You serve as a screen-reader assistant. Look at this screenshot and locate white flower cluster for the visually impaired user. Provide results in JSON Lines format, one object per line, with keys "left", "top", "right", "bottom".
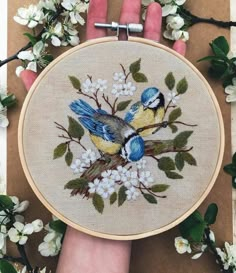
{"left": 88, "top": 159, "right": 154, "bottom": 201}
{"left": 216, "top": 242, "right": 236, "bottom": 272}
{"left": 38, "top": 223, "right": 63, "bottom": 257}
{"left": 70, "top": 149, "right": 99, "bottom": 174}
{"left": 225, "top": 77, "right": 236, "bottom": 103}
{"left": 0, "top": 93, "right": 9, "bottom": 128}
{"left": 167, "top": 91, "right": 180, "bottom": 105}
{"left": 82, "top": 78, "right": 108, "bottom": 94}
{"left": 112, "top": 72, "right": 137, "bottom": 97}
{"left": 174, "top": 236, "right": 192, "bottom": 254}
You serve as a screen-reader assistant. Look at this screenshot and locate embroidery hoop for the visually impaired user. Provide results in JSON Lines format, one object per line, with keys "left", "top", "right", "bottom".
{"left": 18, "top": 36, "right": 225, "bottom": 240}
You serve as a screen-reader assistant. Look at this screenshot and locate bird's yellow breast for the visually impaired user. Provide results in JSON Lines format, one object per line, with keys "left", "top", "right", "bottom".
{"left": 130, "top": 107, "right": 165, "bottom": 137}
{"left": 90, "top": 134, "right": 121, "bottom": 155}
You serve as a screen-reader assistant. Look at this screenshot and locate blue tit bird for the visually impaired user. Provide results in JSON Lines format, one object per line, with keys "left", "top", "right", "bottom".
{"left": 69, "top": 99, "right": 145, "bottom": 162}
{"left": 124, "top": 87, "right": 165, "bottom": 137}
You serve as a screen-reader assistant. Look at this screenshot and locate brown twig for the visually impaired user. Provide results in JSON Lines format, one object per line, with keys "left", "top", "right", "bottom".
{"left": 140, "top": 181, "right": 167, "bottom": 199}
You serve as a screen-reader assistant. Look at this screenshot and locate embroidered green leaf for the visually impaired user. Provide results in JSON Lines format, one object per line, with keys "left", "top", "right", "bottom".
{"left": 118, "top": 186, "right": 127, "bottom": 207}
{"left": 158, "top": 157, "right": 175, "bottom": 171}
{"left": 53, "top": 143, "right": 67, "bottom": 159}
{"left": 68, "top": 116, "right": 84, "bottom": 138}
{"left": 24, "top": 32, "right": 37, "bottom": 45}
{"left": 93, "top": 193, "right": 104, "bottom": 214}
{"left": 143, "top": 194, "right": 157, "bottom": 204}
{"left": 169, "top": 124, "right": 178, "bottom": 133}
{"left": 151, "top": 184, "right": 170, "bottom": 192}
{"left": 0, "top": 260, "right": 17, "bottom": 273}
{"left": 129, "top": 58, "right": 141, "bottom": 74}
{"left": 175, "top": 153, "right": 185, "bottom": 171}
{"left": 176, "top": 78, "right": 188, "bottom": 94}
{"left": 165, "top": 72, "right": 175, "bottom": 90}
{"left": 64, "top": 178, "right": 88, "bottom": 190}
{"left": 110, "top": 192, "right": 117, "bottom": 205}
{"left": 224, "top": 164, "right": 236, "bottom": 176}
{"left": 69, "top": 76, "right": 81, "bottom": 90}
{"left": 165, "top": 171, "right": 183, "bottom": 179}
{"left": 65, "top": 151, "right": 73, "bottom": 166}
{"left": 116, "top": 100, "right": 132, "bottom": 112}
{"left": 49, "top": 220, "right": 67, "bottom": 235}
{"left": 168, "top": 108, "right": 182, "bottom": 122}
{"left": 0, "top": 195, "right": 14, "bottom": 210}
{"left": 204, "top": 203, "right": 218, "bottom": 225}
{"left": 174, "top": 131, "right": 193, "bottom": 148}
{"left": 182, "top": 152, "right": 197, "bottom": 166}
{"left": 132, "top": 72, "right": 148, "bottom": 83}
{"left": 153, "top": 143, "right": 167, "bottom": 155}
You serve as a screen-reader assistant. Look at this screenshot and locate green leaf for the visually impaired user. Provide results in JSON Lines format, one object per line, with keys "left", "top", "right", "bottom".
{"left": 151, "top": 184, "right": 169, "bottom": 192}
{"left": 168, "top": 108, "right": 182, "bottom": 122}
{"left": 182, "top": 152, "right": 197, "bottom": 166}
{"left": 197, "top": 56, "right": 223, "bottom": 62}
{"left": 132, "top": 72, "right": 148, "bottom": 83}
{"left": 0, "top": 260, "right": 17, "bottom": 273}
{"left": 165, "top": 171, "right": 183, "bottom": 179}
{"left": 204, "top": 203, "right": 218, "bottom": 225}
{"left": 129, "top": 58, "right": 141, "bottom": 74}
{"left": 49, "top": 220, "right": 67, "bottom": 235}
{"left": 118, "top": 186, "right": 127, "bottom": 207}
{"left": 0, "top": 195, "right": 14, "bottom": 210}
{"left": 69, "top": 76, "right": 81, "bottom": 90}
{"left": 174, "top": 131, "right": 193, "bottom": 148}
{"left": 224, "top": 164, "right": 236, "bottom": 176}
{"left": 232, "top": 177, "right": 236, "bottom": 189}
{"left": 190, "top": 222, "right": 207, "bottom": 242}
{"left": 24, "top": 32, "right": 37, "bottom": 45}
{"left": 158, "top": 157, "right": 175, "bottom": 171}
{"left": 143, "top": 193, "right": 157, "bottom": 204}
{"left": 176, "top": 78, "right": 188, "bottom": 94}
{"left": 153, "top": 143, "right": 167, "bottom": 155}
{"left": 42, "top": 54, "right": 54, "bottom": 64}
{"left": 209, "top": 60, "right": 228, "bottom": 78}
{"left": 232, "top": 152, "right": 236, "bottom": 164}
{"left": 116, "top": 100, "right": 132, "bottom": 112}
{"left": 110, "top": 192, "right": 117, "bottom": 205}
{"left": 165, "top": 72, "right": 175, "bottom": 90}
{"left": 168, "top": 124, "right": 178, "bottom": 133}
{"left": 53, "top": 143, "right": 67, "bottom": 159}
{"left": 1, "top": 94, "right": 17, "bottom": 108}
{"left": 93, "top": 193, "right": 104, "bottom": 214}
{"left": 64, "top": 178, "right": 88, "bottom": 190}
{"left": 68, "top": 116, "right": 84, "bottom": 138}
{"left": 211, "top": 36, "right": 229, "bottom": 56}
{"left": 65, "top": 151, "right": 73, "bottom": 166}
{"left": 175, "top": 153, "right": 185, "bottom": 171}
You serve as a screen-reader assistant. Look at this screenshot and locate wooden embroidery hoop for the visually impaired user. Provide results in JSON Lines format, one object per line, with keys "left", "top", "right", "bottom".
{"left": 18, "top": 36, "right": 225, "bottom": 240}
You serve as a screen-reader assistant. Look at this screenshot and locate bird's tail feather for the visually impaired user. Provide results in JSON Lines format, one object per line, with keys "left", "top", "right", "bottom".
{"left": 69, "top": 99, "right": 96, "bottom": 117}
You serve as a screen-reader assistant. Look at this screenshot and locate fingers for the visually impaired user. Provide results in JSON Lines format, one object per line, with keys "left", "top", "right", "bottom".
{"left": 119, "top": 0, "right": 141, "bottom": 40}
{"left": 144, "top": 2, "right": 162, "bottom": 41}
{"left": 20, "top": 70, "right": 38, "bottom": 91}
{"left": 86, "top": 0, "right": 108, "bottom": 40}
{"left": 173, "top": 40, "right": 187, "bottom": 56}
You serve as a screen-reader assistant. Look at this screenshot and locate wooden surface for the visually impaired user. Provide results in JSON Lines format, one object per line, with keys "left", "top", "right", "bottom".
{"left": 6, "top": 0, "right": 232, "bottom": 272}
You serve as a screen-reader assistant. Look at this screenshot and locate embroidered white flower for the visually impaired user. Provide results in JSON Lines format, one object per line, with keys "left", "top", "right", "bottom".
{"left": 88, "top": 178, "right": 100, "bottom": 194}
{"left": 113, "top": 72, "right": 126, "bottom": 83}
{"left": 8, "top": 222, "right": 34, "bottom": 245}
{"left": 82, "top": 149, "right": 98, "bottom": 165}
{"left": 225, "top": 78, "right": 236, "bottom": 103}
{"left": 96, "top": 79, "right": 108, "bottom": 92}
{"left": 42, "top": 22, "right": 63, "bottom": 47}
{"left": 123, "top": 82, "right": 137, "bottom": 96}
{"left": 167, "top": 91, "right": 180, "bottom": 104}
{"left": 61, "top": 0, "right": 88, "bottom": 25}
{"left": 38, "top": 225, "right": 62, "bottom": 257}
{"left": 121, "top": 171, "right": 138, "bottom": 189}
{"left": 97, "top": 179, "right": 115, "bottom": 199}
{"left": 175, "top": 236, "right": 192, "bottom": 254}
{"left": 136, "top": 159, "right": 147, "bottom": 170}
{"left": 14, "top": 4, "right": 44, "bottom": 28}
{"left": 82, "top": 78, "right": 97, "bottom": 93}
{"left": 166, "top": 15, "right": 185, "bottom": 30}
{"left": 139, "top": 171, "right": 154, "bottom": 187}
{"left": 70, "top": 158, "right": 87, "bottom": 174}
{"left": 125, "top": 187, "right": 140, "bottom": 201}
{"left": 111, "top": 83, "right": 124, "bottom": 97}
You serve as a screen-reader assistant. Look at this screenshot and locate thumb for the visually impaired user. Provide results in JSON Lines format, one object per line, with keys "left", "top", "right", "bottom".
{"left": 20, "top": 70, "right": 38, "bottom": 91}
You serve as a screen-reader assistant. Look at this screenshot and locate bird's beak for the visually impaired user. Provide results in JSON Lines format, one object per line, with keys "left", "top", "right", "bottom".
{"left": 143, "top": 106, "right": 148, "bottom": 111}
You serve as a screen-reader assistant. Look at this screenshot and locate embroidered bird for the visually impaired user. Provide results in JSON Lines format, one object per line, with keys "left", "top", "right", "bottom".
{"left": 69, "top": 99, "right": 145, "bottom": 162}
{"left": 124, "top": 87, "right": 165, "bottom": 137}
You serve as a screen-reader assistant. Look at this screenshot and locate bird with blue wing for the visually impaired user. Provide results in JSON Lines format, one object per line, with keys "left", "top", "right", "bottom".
{"left": 125, "top": 87, "right": 165, "bottom": 136}
{"left": 69, "top": 99, "right": 145, "bottom": 162}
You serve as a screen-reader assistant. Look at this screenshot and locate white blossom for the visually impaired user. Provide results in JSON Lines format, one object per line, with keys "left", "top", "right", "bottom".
{"left": 32, "top": 219, "right": 44, "bottom": 232}
{"left": 88, "top": 179, "right": 100, "bottom": 194}
{"left": 97, "top": 179, "right": 115, "bottom": 199}
{"left": 81, "top": 149, "right": 98, "bottom": 165}
{"left": 167, "top": 91, "right": 180, "bottom": 104}
{"left": 38, "top": 0, "right": 57, "bottom": 12}
{"left": 164, "top": 28, "right": 189, "bottom": 41}
{"left": 96, "top": 79, "right": 108, "bottom": 92}
{"left": 0, "top": 108, "right": 9, "bottom": 128}
{"left": 62, "top": 22, "right": 80, "bottom": 46}
{"left": 136, "top": 159, "right": 147, "bottom": 170}
{"left": 8, "top": 222, "right": 34, "bottom": 245}
{"left": 70, "top": 158, "right": 87, "bottom": 174}
{"left": 0, "top": 226, "right": 7, "bottom": 255}
{"left": 113, "top": 72, "right": 126, "bottom": 83}
{"left": 139, "top": 171, "right": 154, "bottom": 187}
{"left": 10, "top": 196, "right": 29, "bottom": 213}
{"left": 82, "top": 78, "right": 97, "bottom": 93}
{"left": 162, "top": 4, "right": 178, "bottom": 17}
{"left": 121, "top": 171, "right": 138, "bottom": 189}
{"left": 61, "top": 0, "right": 88, "bottom": 25}
{"left": 142, "top": 0, "right": 155, "bottom": 6}
{"left": 125, "top": 187, "right": 140, "bottom": 201}
{"left": 175, "top": 236, "right": 192, "bottom": 254}
{"left": 225, "top": 78, "right": 236, "bottom": 103}
{"left": 14, "top": 4, "right": 44, "bottom": 28}
{"left": 111, "top": 83, "right": 124, "bottom": 97}
{"left": 42, "top": 22, "right": 63, "bottom": 47}
{"left": 166, "top": 15, "right": 185, "bottom": 30}
{"left": 123, "top": 82, "right": 137, "bottom": 96}
{"left": 191, "top": 244, "right": 207, "bottom": 259}
{"left": 17, "top": 266, "right": 27, "bottom": 273}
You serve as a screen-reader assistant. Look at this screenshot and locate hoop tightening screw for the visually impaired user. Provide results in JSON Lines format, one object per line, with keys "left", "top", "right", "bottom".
{"left": 94, "top": 22, "right": 143, "bottom": 36}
